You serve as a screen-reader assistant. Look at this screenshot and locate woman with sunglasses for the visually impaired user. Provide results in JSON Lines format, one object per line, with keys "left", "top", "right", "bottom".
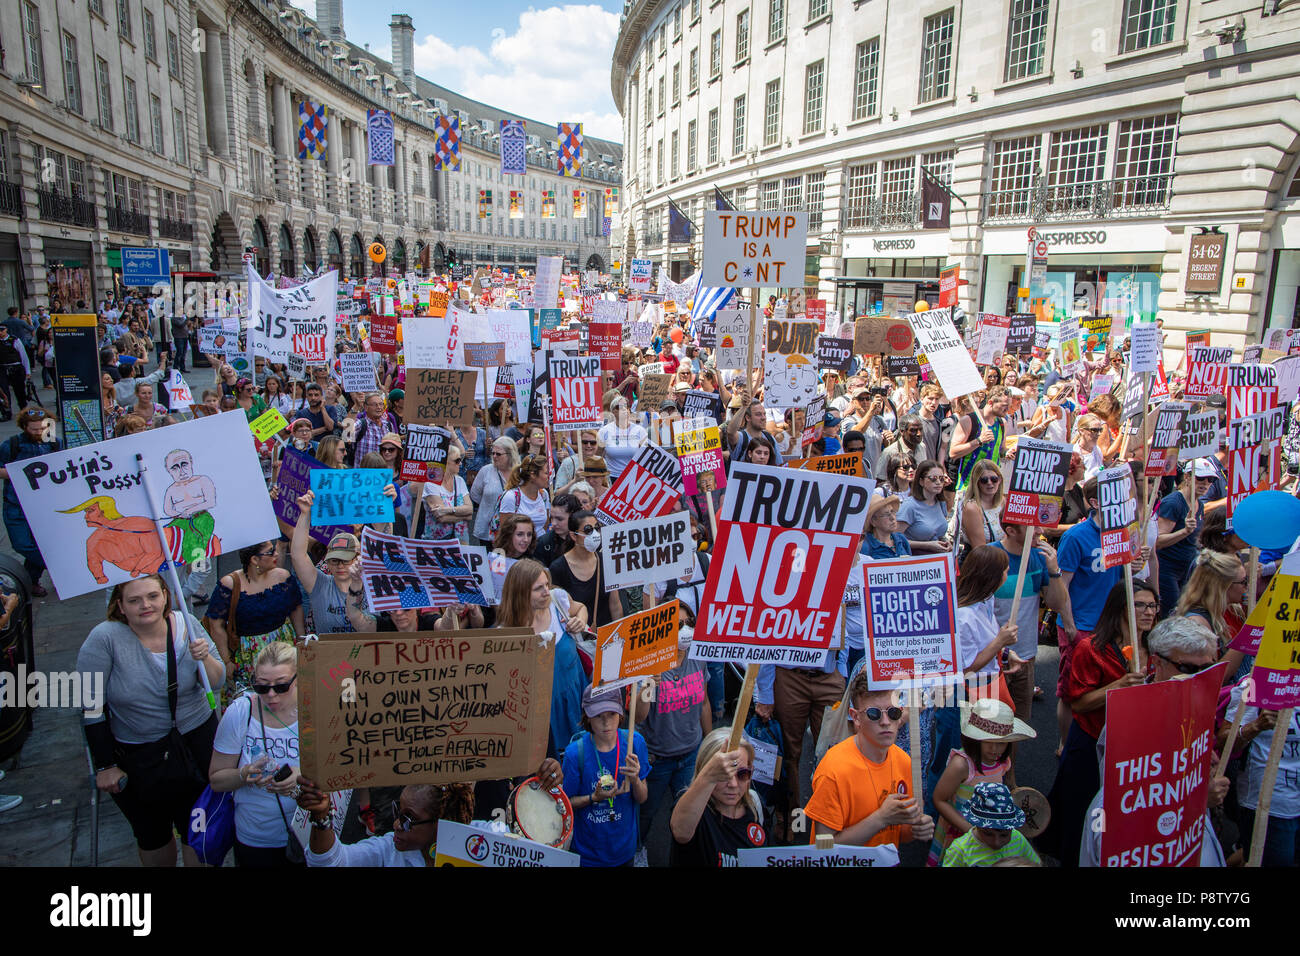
{"left": 314, "top": 436, "right": 348, "bottom": 469}
{"left": 296, "top": 780, "right": 476, "bottom": 866}
{"left": 669, "top": 728, "right": 764, "bottom": 867}
{"left": 233, "top": 377, "right": 268, "bottom": 424}
{"left": 0, "top": 407, "right": 59, "bottom": 596}
{"left": 598, "top": 396, "right": 648, "bottom": 481}
{"left": 471, "top": 437, "right": 521, "bottom": 545}
{"left": 884, "top": 453, "right": 917, "bottom": 499}
{"left": 1174, "top": 550, "right": 1249, "bottom": 683}
{"left": 1072, "top": 414, "right": 1106, "bottom": 481}
{"left": 896, "top": 459, "right": 952, "bottom": 555}
{"left": 517, "top": 422, "right": 548, "bottom": 462}
{"left": 204, "top": 541, "right": 304, "bottom": 703}
{"left": 208, "top": 642, "right": 304, "bottom": 867}
{"left": 554, "top": 431, "right": 603, "bottom": 495}
{"left": 416, "top": 446, "right": 472, "bottom": 544}
{"left": 1047, "top": 580, "right": 1153, "bottom": 868}
{"left": 959, "top": 460, "right": 1007, "bottom": 556}
{"left": 549, "top": 511, "right": 621, "bottom": 629}
{"left": 487, "top": 398, "right": 519, "bottom": 442}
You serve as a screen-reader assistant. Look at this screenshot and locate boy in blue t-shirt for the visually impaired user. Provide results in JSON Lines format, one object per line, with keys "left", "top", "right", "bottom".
{"left": 562, "top": 683, "right": 650, "bottom": 867}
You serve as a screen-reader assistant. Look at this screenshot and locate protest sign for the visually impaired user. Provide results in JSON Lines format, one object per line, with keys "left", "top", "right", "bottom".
{"left": 272, "top": 446, "right": 349, "bottom": 545}
{"left": 250, "top": 407, "right": 289, "bottom": 443}
{"left": 298, "top": 630, "right": 552, "bottom": 789}
{"left": 854, "top": 317, "right": 915, "bottom": 356}
{"left": 433, "top": 820, "right": 578, "bottom": 867}
{"left": 815, "top": 335, "right": 853, "bottom": 376}
{"left": 638, "top": 373, "right": 671, "bottom": 410}
{"left": 910, "top": 308, "right": 984, "bottom": 399}
{"left": 594, "top": 602, "right": 681, "bottom": 689}
{"left": 461, "top": 544, "right": 496, "bottom": 604}
{"left": 427, "top": 290, "right": 449, "bottom": 318}
{"left": 464, "top": 341, "right": 506, "bottom": 367}
{"left": 1006, "top": 313, "right": 1036, "bottom": 358}
{"left": 701, "top": 211, "right": 807, "bottom": 288}
{"left": 691, "top": 463, "right": 872, "bottom": 666}
{"left": 402, "top": 316, "right": 452, "bottom": 368}
{"left": 806, "top": 299, "right": 827, "bottom": 331}
{"left": 714, "top": 309, "right": 752, "bottom": 370}
{"left": 369, "top": 315, "right": 398, "bottom": 354}
{"left": 1226, "top": 371, "right": 1281, "bottom": 518}
{"left": 548, "top": 354, "right": 603, "bottom": 431}
{"left": 800, "top": 395, "right": 826, "bottom": 450}
{"left": 764, "top": 319, "right": 819, "bottom": 408}
{"left": 886, "top": 353, "right": 922, "bottom": 377}
{"left": 601, "top": 512, "right": 694, "bottom": 591}
{"left": 1250, "top": 563, "right": 1300, "bottom": 708}
{"left": 534, "top": 255, "right": 562, "bottom": 308}
{"left": 673, "top": 417, "right": 726, "bottom": 496}
{"left": 861, "top": 554, "right": 959, "bottom": 690}
{"left": 681, "top": 389, "right": 723, "bottom": 425}
{"left": 9, "top": 411, "right": 278, "bottom": 599}
{"left": 596, "top": 443, "right": 683, "bottom": 526}
{"left": 165, "top": 369, "right": 193, "bottom": 409}
{"left": 247, "top": 266, "right": 337, "bottom": 363}
{"left": 696, "top": 321, "right": 717, "bottom": 350}
{"left": 1120, "top": 373, "right": 1146, "bottom": 423}
{"left": 1089, "top": 374, "right": 1115, "bottom": 403}
{"left": 1099, "top": 665, "right": 1223, "bottom": 866}
{"left": 1059, "top": 315, "right": 1081, "bottom": 372}
{"left": 1185, "top": 346, "right": 1233, "bottom": 400}
{"left": 1080, "top": 314, "right": 1110, "bottom": 351}
{"left": 787, "top": 452, "right": 865, "bottom": 478}
{"left": 1146, "top": 402, "right": 1189, "bottom": 477}
{"left": 401, "top": 424, "right": 451, "bottom": 483}
{"left": 1097, "top": 464, "right": 1137, "bottom": 568}
{"left": 589, "top": 322, "right": 623, "bottom": 372}
{"left": 339, "top": 352, "right": 378, "bottom": 393}
{"left": 1178, "top": 411, "right": 1219, "bottom": 461}
{"left": 1129, "top": 322, "right": 1161, "bottom": 374}
{"left": 358, "top": 528, "right": 488, "bottom": 610}
{"left": 630, "top": 316, "right": 654, "bottom": 349}
{"left": 461, "top": 308, "right": 533, "bottom": 393}
{"left": 287, "top": 353, "right": 307, "bottom": 380}
{"left": 629, "top": 258, "right": 654, "bottom": 292}
{"left": 407, "top": 368, "right": 478, "bottom": 428}
{"left": 1274, "top": 354, "right": 1300, "bottom": 405}
{"left": 1003, "top": 439, "right": 1073, "bottom": 526}
{"left": 309, "top": 468, "right": 393, "bottom": 525}
{"left": 975, "top": 313, "right": 1010, "bottom": 366}
{"left": 738, "top": 843, "right": 899, "bottom": 867}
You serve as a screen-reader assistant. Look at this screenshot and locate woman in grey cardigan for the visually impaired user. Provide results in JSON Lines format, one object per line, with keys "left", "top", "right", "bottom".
{"left": 78, "top": 574, "right": 226, "bottom": 866}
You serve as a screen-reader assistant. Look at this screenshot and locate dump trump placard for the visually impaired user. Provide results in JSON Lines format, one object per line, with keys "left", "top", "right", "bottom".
{"left": 1003, "top": 439, "right": 1073, "bottom": 527}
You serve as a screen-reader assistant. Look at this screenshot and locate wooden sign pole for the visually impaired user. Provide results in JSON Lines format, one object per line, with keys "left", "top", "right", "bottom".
{"left": 1247, "top": 706, "right": 1295, "bottom": 867}
{"left": 1123, "top": 563, "right": 1142, "bottom": 674}
{"left": 910, "top": 686, "right": 925, "bottom": 805}
{"left": 1006, "top": 525, "right": 1036, "bottom": 637}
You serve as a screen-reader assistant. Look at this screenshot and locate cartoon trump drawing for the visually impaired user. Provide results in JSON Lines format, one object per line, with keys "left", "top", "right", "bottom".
{"left": 59, "top": 496, "right": 167, "bottom": 584}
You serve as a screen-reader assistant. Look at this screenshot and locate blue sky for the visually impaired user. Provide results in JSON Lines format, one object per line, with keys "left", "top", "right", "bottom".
{"left": 291, "top": 1, "right": 626, "bottom": 140}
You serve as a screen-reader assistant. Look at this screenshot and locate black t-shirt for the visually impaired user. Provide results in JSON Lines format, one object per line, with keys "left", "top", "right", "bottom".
{"left": 548, "top": 554, "right": 615, "bottom": 628}
{"left": 669, "top": 802, "right": 766, "bottom": 868}
{"left": 534, "top": 530, "right": 573, "bottom": 570}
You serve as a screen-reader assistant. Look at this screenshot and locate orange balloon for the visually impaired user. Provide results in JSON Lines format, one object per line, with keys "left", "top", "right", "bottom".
{"left": 396, "top": 323, "right": 404, "bottom": 344}
{"left": 914, "top": 300, "right": 930, "bottom": 313}
{"left": 368, "top": 242, "right": 387, "bottom": 263}
{"left": 670, "top": 327, "right": 684, "bottom": 343}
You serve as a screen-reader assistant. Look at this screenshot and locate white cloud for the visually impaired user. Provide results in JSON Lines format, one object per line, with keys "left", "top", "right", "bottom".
{"left": 408, "top": 6, "right": 623, "bottom": 141}
{"left": 291, "top": 0, "right": 317, "bottom": 20}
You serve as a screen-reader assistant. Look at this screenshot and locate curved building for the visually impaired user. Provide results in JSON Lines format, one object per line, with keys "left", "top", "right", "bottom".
{"left": 612, "top": 0, "right": 1300, "bottom": 353}
{"left": 0, "top": 0, "right": 622, "bottom": 312}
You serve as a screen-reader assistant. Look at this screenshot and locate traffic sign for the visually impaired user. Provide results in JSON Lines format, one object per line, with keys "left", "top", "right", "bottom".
{"left": 120, "top": 247, "right": 170, "bottom": 287}
{"left": 1034, "top": 239, "right": 1049, "bottom": 258}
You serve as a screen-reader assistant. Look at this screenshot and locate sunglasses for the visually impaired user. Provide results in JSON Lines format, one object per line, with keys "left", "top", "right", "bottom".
{"left": 390, "top": 799, "right": 436, "bottom": 831}
{"left": 979, "top": 475, "right": 1002, "bottom": 485}
{"left": 1153, "top": 652, "right": 1214, "bottom": 676}
{"left": 380, "top": 445, "right": 399, "bottom": 453}
{"left": 857, "top": 706, "right": 904, "bottom": 723}
{"left": 251, "top": 674, "right": 297, "bottom": 695}
{"left": 579, "top": 524, "right": 598, "bottom": 534}
{"left": 730, "top": 767, "right": 753, "bottom": 782}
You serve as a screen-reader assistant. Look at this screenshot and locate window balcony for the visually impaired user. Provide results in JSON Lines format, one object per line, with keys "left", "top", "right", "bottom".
{"left": 980, "top": 173, "right": 1174, "bottom": 224}
{"left": 37, "top": 188, "right": 97, "bottom": 228}
{"left": 158, "top": 217, "right": 193, "bottom": 240}
{"left": 0, "top": 181, "right": 24, "bottom": 219}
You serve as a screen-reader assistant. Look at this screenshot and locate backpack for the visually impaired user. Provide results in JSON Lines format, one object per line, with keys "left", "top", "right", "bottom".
{"left": 665, "top": 553, "right": 709, "bottom": 610}
{"left": 489, "top": 487, "right": 550, "bottom": 538}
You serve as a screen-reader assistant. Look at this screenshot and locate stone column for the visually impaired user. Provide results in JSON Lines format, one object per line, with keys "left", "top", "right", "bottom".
{"left": 202, "top": 29, "right": 229, "bottom": 156}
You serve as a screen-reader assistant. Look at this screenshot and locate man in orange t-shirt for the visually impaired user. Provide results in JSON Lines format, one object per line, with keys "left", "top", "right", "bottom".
{"left": 804, "top": 674, "right": 936, "bottom": 849}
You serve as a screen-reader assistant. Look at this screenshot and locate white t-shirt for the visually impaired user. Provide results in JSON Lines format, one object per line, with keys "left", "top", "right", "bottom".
{"left": 957, "top": 597, "right": 1000, "bottom": 677}
{"left": 1225, "top": 682, "right": 1300, "bottom": 817}
{"left": 496, "top": 485, "right": 550, "bottom": 536}
{"left": 598, "top": 422, "right": 648, "bottom": 479}
{"left": 213, "top": 693, "right": 300, "bottom": 848}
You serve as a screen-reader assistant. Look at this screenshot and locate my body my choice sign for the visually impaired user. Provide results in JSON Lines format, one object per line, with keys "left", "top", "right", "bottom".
{"left": 701, "top": 212, "right": 807, "bottom": 288}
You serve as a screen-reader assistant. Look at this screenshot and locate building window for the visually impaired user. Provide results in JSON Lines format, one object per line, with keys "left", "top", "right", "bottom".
{"left": 760, "top": 181, "right": 779, "bottom": 210}
{"left": 1113, "top": 113, "right": 1178, "bottom": 207}
{"left": 62, "top": 32, "right": 83, "bottom": 116}
{"left": 919, "top": 10, "right": 955, "bottom": 103}
{"left": 1047, "top": 124, "right": 1108, "bottom": 211}
{"left": 1005, "top": 0, "right": 1049, "bottom": 81}
{"left": 0, "top": 131, "right": 9, "bottom": 182}
{"left": 782, "top": 175, "right": 802, "bottom": 210}
{"left": 843, "top": 163, "right": 877, "bottom": 228}
{"left": 167, "top": 31, "right": 180, "bottom": 78}
{"left": 708, "top": 108, "right": 720, "bottom": 164}
{"left": 1120, "top": 0, "right": 1177, "bottom": 53}
{"left": 671, "top": 131, "right": 680, "bottom": 178}
{"left": 689, "top": 48, "right": 699, "bottom": 92}
{"left": 89, "top": 0, "right": 103, "bottom": 14}
{"left": 39, "top": 147, "right": 69, "bottom": 195}
{"left": 880, "top": 157, "right": 916, "bottom": 224}
{"left": 117, "top": 0, "right": 133, "bottom": 41}
{"left": 852, "top": 38, "right": 880, "bottom": 121}
{"left": 658, "top": 76, "right": 665, "bottom": 115}
{"left": 710, "top": 30, "right": 722, "bottom": 78}
{"left": 736, "top": 9, "right": 750, "bottom": 61}
{"left": 763, "top": 79, "right": 781, "bottom": 146}
{"left": 22, "top": 2, "right": 45, "bottom": 88}
{"left": 143, "top": 8, "right": 157, "bottom": 60}
{"left": 988, "top": 135, "right": 1040, "bottom": 219}
{"left": 808, "top": 0, "right": 829, "bottom": 21}
{"left": 805, "top": 170, "right": 825, "bottom": 229}
{"left": 657, "top": 138, "right": 664, "bottom": 183}
{"left": 768, "top": 0, "right": 784, "bottom": 44}
{"left": 643, "top": 84, "right": 651, "bottom": 125}
{"left": 150, "top": 94, "right": 165, "bottom": 153}
{"left": 803, "top": 60, "right": 825, "bottom": 135}
{"left": 688, "top": 119, "right": 698, "bottom": 171}
{"left": 173, "top": 108, "right": 187, "bottom": 163}
{"left": 124, "top": 75, "right": 140, "bottom": 142}
{"left": 921, "top": 149, "right": 955, "bottom": 187}
{"left": 691, "top": 0, "right": 700, "bottom": 21}
{"left": 96, "top": 57, "right": 114, "bottom": 131}
{"left": 672, "top": 65, "right": 680, "bottom": 105}
{"left": 674, "top": 5, "right": 682, "bottom": 38}
{"left": 732, "top": 95, "right": 746, "bottom": 154}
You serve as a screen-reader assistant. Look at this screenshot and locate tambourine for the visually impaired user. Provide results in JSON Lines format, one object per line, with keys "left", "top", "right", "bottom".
{"left": 507, "top": 776, "right": 573, "bottom": 849}
{"left": 368, "top": 242, "right": 387, "bottom": 263}
{"left": 1011, "top": 787, "right": 1050, "bottom": 838}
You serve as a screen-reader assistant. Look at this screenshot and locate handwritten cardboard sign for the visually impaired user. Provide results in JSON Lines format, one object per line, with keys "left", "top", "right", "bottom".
{"left": 309, "top": 468, "right": 394, "bottom": 525}
{"left": 298, "top": 630, "right": 553, "bottom": 790}
{"left": 407, "top": 368, "right": 478, "bottom": 428}
{"left": 638, "top": 373, "right": 672, "bottom": 409}
{"left": 593, "top": 602, "right": 681, "bottom": 690}
{"left": 464, "top": 341, "right": 506, "bottom": 367}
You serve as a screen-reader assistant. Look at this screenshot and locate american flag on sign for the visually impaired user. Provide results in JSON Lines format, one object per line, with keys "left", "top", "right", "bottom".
{"left": 297, "top": 102, "right": 328, "bottom": 160}
{"left": 434, "top": 115, "right": 460, "bottom": 170}
{"left": 557, "top": 122, "right": 582, "bottom": 176}
{"left": 500, "top": 119, "right": 526, "bottom": 175}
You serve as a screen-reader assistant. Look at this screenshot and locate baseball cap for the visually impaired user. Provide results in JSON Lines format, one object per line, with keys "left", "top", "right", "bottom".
{"left": 660, "top": 399, "right": 680, "bottom": 412}
{"left": 581, "top": 683, "right": 625, "bottom": 718}
{"left": 823, "top": 412, "right": 841, "bottom": 429}
{"left": 325, "top": 533, "right": 360, "bottom": 562}
{"left": 1194, "top": 458, "right": 1217, "bottom": 479}
{"left": 379, "top": 432, "right": 403, "bottom": 449}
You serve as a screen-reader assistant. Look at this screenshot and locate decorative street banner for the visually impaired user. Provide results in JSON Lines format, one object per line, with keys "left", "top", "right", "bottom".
{"left": 1146, "top": 402, "right": 1189, "bottom": 477}
{"left": 691, "top": 462, "right": 872, "bottom": 665}
{"left": 910, "top": 307, "right": 985, "bottom": 399}
{"left": 339, "top": 352, "right": 378, "bottom": 393}
{"left": 9, "top": 411, "right": 278, "bottom": 599}
{"left": 673, "top": 417, "right": 726, "bottom": 496}
{"left": 700, "top": 211, "right": 808, "bottom": 288}
{"left": 1184, "top": 346, "right": 1234, "bottom": 401}
{"left": 298, "top": 630, "right": 552, "bottom": 789}
{"left": 547, "top": 354, "right": 603, "bottom": 431}
{"left": 1003, "top": 438, "right": 1073, "bottom": 526}
{"left": 815, "top": 335, "right": 853, "bottom": 376}
{"left": 272, "top": 445, "right": 350, "bottom": 545}
{"left": 588, "top": 322, "right": 623, "bottom": 373}
{"left": 862, "top": 554, "right": 959, "bottom": 690}
{"left": 593, "top": 602, "right": 681, "bottom": 690}
{"left": 366, "top": 109, "right": 395, "bottom": 166}
{"left": 499, "top": 119, "right": 526, "bottom": 176}
{"left": 600, "top": 511, "right": 694, "bottom": 592}
{"left": 1178, "top": 410, "right": 1220, "bottom": 461}
{"left": 1099, "top": 664, "right": 1223, "bottom": 867}
{"left": 401, "top": 424, "right": 451, "bottom": 483}
{"left": 595, "top": 443, "right": 683, "bottom": 526}
{"left": 297, "top": 100, "right": 328, "bottom": 160}
{"left": 247, "top": 265, "right": 337, "bottom": 363}
{"left": 1250, "top": 552, "right": 1300, "bottom": 708}
{"left": 434, "top": 819, "right": 578, "bottom": 868}
{"left": 358, "top": 527, "right": 488, "bottom": 611}
{"left": 407, "top": 368, "right": 478, "bottom": 428}
{"left": 309, "top": 468, "right": 393, "bottom": 525}
{"left": 1097, "top": 464, "right": 1137, "bottom": 568}
{"left": 714, "top": 309, "right": 752, "bottom": 370}
{"left": 764, "top": 319, "right": 819, "bottom": 409}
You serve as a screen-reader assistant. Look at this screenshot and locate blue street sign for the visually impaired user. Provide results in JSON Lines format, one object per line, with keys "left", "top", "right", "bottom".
{"left": 120, "top": 247, "right": 170, "bottom": 287}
